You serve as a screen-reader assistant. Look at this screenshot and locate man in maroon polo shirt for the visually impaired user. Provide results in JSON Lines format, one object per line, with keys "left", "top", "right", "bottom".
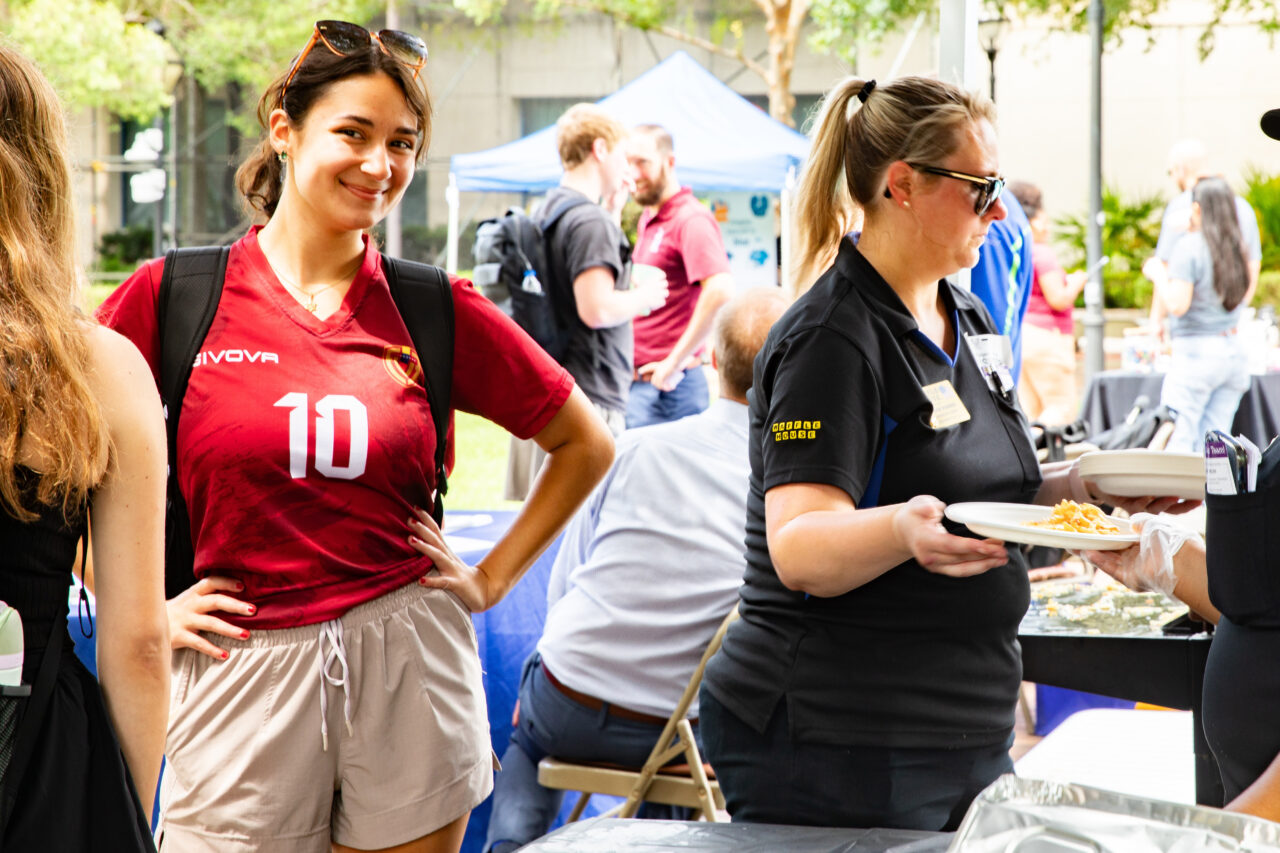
{"left": 626, "top": 124, "right": 734, "bottom": 427}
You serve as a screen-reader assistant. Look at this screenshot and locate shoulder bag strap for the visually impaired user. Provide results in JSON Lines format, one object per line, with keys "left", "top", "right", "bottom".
{"left": 383, "top": 256, "right": 455, "bottom": 526}
{"left": 157, "top": 246, "right": 230, "bottom": 599}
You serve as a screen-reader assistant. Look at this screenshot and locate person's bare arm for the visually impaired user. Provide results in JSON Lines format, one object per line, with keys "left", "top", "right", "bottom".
{"left": 1039, "top": 269, "right": 1088, "bottom": 313}
{"left": 1227, "top": 749, "right": 1280, "bottom": 821}
{"left": 1246, "top": 259, "right": 1261, "bottom": 306}
{"left": 1144, "top": 256, "right": 1171, "bottom": 330}
{"left": 764, "top": 483, "right": 1010, "bottom": 598}
{"left": 86, "top": 326, "right": 169, "bottom": 821}
{"left": 573, "top": 267, "right": 667, "bottom": 329}
{"left": 410, "top": 386, "right": 614, "bottom": 610}
{"left": 637, "top": 272, "right": 733, "bottom": 390}
{"left": 1157, "top": 276, "right": 1195, "bottom": 317}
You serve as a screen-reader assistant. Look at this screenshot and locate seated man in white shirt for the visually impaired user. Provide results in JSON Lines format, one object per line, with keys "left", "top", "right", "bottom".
{"left": 484, "top": 287, "right": 789, "bottom": 852}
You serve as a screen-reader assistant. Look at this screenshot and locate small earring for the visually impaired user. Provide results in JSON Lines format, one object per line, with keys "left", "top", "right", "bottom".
{"left": 278, "top": 151, "right": 288, "bottom": 163}
{"left": 903, "top": 201, "right": 910, "bottom": 208}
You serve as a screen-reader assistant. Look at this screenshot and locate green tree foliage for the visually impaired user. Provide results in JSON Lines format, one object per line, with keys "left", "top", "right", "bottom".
{"left": 449, "top": 0, "right": 929, "bottom": 125}
{"left": 1242, "top": 166, "right": 1280, "bottom": 271}
{"left": 1054, "top": 184, "right": 1164, "bottom": 308}
{"left": 4, "top": 0, "right": 174, "bottom": 120}
{"left": 154, "top": 0, "right": 383, "bottom": 100}
{"left": 1007, "top": 0, "right": 1279, "bottom": 57}
{"left": 1, "top": 0, "right": 382, "bottom": 121}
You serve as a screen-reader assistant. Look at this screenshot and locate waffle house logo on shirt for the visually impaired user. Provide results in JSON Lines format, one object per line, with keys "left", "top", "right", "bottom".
{"left": 772, "top": 420, "right": 820, "bottom": 442}
{"left": 382, "top": 345, "right": 423, "bottom": 387}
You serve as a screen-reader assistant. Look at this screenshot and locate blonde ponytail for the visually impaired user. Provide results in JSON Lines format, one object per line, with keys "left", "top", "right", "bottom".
{"left": 790, "top": 78, "right": 865, "bottom": 295}
{"left": 788, "top": 75, "right": 996, "bottom": 295}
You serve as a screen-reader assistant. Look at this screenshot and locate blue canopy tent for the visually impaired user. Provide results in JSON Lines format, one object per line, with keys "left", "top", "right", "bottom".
{"left": 444, "top": 50, "right": 810, "bottom": 274}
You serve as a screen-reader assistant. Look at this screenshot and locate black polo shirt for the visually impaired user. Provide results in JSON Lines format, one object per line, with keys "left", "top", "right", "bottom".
{"left": 704, "top": 238, "right": 1041, "bottom": 750}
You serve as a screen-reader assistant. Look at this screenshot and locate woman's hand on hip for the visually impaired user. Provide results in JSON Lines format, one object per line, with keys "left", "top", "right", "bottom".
{"left": 892, "top": 495, "right": 1010, "bottom": 578}
{"left": 408, "top": 506, "right": 497, "bottom": 612}
{"left": 168, "top": 576, "right": 254, "bottom": 660}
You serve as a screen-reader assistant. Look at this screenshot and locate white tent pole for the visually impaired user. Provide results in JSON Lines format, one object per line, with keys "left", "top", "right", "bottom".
{"left": 446, "top": 173, "right": 460, "bottom": 274}
{"left": 938, "top": 0, "right": 979, "bottom": 290}
{"left": 780, "top": 166, "right": 796, "bottom": 293}
{"left": 938, "top": 0, "right": 980, "bottom": 89}
{"left": 887, "top": 12, "right": 926, "bottom": 79}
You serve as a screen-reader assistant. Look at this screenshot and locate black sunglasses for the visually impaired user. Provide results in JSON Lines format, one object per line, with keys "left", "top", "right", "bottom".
{"left": 883, "top": 164, "right": 1006, "bottom": 216}
{"left": 282, "top": 21, "right": 428, "bottom": 103}
{"left": 910, "top": 164, "right": 1006, "bottom": 216}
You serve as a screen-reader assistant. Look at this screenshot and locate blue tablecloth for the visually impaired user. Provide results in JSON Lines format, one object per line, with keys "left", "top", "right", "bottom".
{"left": 447, "top": 511, "right": 620, "bottom": 853}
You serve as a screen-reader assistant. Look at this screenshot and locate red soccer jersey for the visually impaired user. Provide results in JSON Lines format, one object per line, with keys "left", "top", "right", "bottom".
{"left": 631, "top": 188, "right": 732, "bottom": 368}
{"left": 97, "top": 228, "right": 572, "bottom": 629}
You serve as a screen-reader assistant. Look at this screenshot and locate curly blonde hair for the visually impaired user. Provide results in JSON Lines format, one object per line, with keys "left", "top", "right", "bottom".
{"left": 0, "top": 44, "right": 107, "bottom": 520}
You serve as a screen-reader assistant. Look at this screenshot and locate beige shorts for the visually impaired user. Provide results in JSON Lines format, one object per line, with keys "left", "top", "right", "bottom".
{"left": 158, "top": 582, "right": 494, "bottom": 853}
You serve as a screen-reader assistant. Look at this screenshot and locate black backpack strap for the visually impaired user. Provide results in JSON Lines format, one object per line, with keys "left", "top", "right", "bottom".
{"left": 537, "top": 195, "right": 590, "bottom": 233}
{"left": 157, "top": 246, "right": 230, "bottom": 600}
{"left": 383, "top": 256, "right": 455, "bottom": 526}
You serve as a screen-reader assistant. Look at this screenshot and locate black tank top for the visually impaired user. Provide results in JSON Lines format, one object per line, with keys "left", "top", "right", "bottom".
{"left": 0, "top": 470, "right": 86, "bottom": 680}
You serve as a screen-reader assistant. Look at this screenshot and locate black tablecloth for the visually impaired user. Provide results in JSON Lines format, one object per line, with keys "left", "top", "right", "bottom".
{"left": 1079, "top": 370, "right": 1280, "bottom": 448}
{"left": 520, "top": 819, "right": 949, "bottom": 852}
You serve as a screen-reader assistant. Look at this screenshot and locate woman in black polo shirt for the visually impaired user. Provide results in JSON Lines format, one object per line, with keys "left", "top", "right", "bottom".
{"left": 699, "top": 76, "right": 1185, "bottom": 832}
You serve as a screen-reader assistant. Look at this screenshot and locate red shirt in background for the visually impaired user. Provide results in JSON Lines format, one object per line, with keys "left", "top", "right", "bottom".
{"left": 1025, "top": 242, "right": 1075, "bottom": 335}
{"left": 631, "top": 187, "right": 732, "bottom": 368}
{"left": 97, "top": 227, "right": 572, "bottom": 629}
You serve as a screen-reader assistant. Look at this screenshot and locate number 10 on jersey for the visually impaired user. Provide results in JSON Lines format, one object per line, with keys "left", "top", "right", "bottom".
{"left": 274, "top": 393, "right": 369, "bottom": 480}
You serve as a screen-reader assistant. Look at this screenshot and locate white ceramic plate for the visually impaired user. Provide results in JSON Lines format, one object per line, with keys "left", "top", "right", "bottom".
{"left": 944, "top": 502, "right": 1139, "bottom": 550}
{"left": 1077, "top": 450, "right": 1205, "bottom": 501}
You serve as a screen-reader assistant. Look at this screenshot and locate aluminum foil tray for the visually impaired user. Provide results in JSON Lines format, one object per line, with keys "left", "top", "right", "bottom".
{"left": 950, "top": 776, "right": 1280, "bottom": 852}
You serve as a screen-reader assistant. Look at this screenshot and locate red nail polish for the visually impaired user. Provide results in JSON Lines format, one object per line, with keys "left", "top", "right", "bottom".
{"left": 240, "top": 630, "right": 250, "bottom": 640}
{"left": 221, "top": 650, "right": 230, "bottom": 660}
{"left": 247, "top": 605, "right": 256, "bottom": 615}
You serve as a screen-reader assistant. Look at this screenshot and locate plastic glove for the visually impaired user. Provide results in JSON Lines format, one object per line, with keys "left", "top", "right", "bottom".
{"left": 1084, "top": 513, "right": 1198, "bottom": 597}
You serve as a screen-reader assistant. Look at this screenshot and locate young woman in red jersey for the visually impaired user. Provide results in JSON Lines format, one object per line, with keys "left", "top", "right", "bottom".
{"left": 98, "top": 21, "right": 614, "bottom": 853}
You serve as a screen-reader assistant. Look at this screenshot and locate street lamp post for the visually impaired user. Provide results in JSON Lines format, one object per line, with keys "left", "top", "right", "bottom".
{"left": 977, "top": 15, "right": 1009, "bottom": 102}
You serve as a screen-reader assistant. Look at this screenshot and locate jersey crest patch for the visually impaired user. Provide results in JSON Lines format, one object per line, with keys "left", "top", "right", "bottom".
{"left": 382, "top": 345, "right": 423, "bottom": 388}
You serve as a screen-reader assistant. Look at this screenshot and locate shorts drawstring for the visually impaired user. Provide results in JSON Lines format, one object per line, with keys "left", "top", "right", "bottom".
{"left": 318, "top": 618, "right": 354, "bottom": 751}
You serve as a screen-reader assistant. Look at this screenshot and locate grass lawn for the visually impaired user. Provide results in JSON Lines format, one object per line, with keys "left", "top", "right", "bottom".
{"left": 449, "top": 412, "right": 523, "bottom": 511}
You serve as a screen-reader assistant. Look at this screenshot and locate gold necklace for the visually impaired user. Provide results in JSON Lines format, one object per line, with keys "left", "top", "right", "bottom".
{"left": 274, "top": 258, "right": 363, "bottom": 313}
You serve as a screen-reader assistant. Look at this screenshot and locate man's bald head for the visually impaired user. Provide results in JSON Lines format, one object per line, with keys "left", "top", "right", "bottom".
{"left": 1167, "top": 139, "right": 1209, "bottom": 191}
{"left": 714, "top": 288, "right": 792, "bottom": 402}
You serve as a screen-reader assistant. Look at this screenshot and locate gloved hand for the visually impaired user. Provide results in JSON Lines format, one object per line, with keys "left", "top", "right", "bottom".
{"left": 1081, "top": 513, "right": 1199, "bottom": 598}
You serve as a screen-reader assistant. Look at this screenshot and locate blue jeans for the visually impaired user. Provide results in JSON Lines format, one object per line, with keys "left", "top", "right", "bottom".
{"left": 484, "top": 653, "right": 691, "bottom": 852}
{"left": 1160, "top": 334, "right": 1250, "bottom": 452}
{"left": 625, "top": 368, "right": 709, "bottom": 429}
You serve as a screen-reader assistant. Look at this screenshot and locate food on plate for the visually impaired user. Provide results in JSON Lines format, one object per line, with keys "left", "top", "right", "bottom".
{"left": 1024, "top": 500, "right": 1120, "bottom": 535}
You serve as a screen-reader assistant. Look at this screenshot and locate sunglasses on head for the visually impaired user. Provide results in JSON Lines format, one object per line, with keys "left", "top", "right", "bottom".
{"left": 883, "top": 164, "right": 1005, "bottom": 216}
{"left": 281, "top": 20, "right": 429, "bottom": 104}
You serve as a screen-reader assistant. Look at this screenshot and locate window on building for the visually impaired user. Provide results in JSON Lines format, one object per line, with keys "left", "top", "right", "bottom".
{"left": 744, "top": 94, "right": 823, "bottom": 132}
{"left": 519, "top": 97, "right": 590, "bottom": 136}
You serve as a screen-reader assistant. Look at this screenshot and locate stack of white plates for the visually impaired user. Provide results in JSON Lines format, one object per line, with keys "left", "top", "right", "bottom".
{"left": 1076, "top": 449, "right": 1205, "bottom": 501}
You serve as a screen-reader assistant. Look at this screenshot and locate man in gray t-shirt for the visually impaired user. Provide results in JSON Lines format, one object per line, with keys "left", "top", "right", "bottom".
{"left": 1144, "top": 139, "right": 1262, "bottom": 332}
{"left": 504, "top": 104, "right": 668, "bottom": 499}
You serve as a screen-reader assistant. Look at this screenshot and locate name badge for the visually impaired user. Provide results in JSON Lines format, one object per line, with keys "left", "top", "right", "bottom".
{"left": 923, "top": 380, "right": 971, "bottom": 429}
{"left": 963, "top": 333, "right": 1016, "bottom": 395}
